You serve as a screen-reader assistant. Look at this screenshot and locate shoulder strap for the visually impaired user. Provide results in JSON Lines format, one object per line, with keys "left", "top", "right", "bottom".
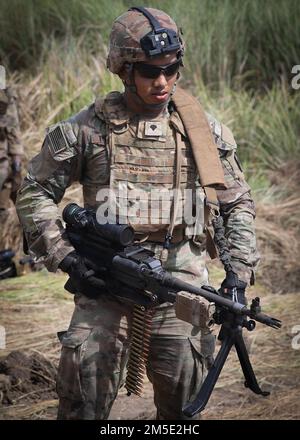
{"left": 172, "top": 87, "right": 226, "bottom": 190}
{"left": 172, "top": 87, "right": 225, "bottom": 259}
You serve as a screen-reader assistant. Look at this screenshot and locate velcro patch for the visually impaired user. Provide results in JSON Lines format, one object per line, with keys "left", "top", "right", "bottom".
{"left": 47, "top": 125, "right": 69, "bottom": 155}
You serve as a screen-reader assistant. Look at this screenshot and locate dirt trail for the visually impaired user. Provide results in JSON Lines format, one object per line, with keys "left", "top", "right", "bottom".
{"left": 0, "top": 270, "right": 299, "bottom": 420}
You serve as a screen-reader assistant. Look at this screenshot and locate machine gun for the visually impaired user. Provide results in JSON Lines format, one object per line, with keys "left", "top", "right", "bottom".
{"left": 62, "top": 203, "right": 281, "bottom": 417}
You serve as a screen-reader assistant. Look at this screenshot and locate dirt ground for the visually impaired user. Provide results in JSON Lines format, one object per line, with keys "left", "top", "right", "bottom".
{"left": 0, "top": 269, "right": 299, "bottom": 420}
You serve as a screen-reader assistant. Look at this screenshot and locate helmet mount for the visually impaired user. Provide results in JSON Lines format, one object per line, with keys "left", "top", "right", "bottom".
{"left": 129, "top": 6, "right": 182, "bottom": 58}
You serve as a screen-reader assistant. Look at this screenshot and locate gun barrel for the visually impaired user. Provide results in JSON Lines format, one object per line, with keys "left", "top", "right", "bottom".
{"left": 143, "top": 270, "right": 282, "bottom": 329}
{"left": 245, "top": 310, "right": 281, "bottom": 329}
{"left": 159, "top": 273, "right": 246, "bottom": 313}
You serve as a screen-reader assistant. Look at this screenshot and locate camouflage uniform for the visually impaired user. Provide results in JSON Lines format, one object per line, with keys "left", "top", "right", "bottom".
{"left": 16, "top": 8, "right": 259, "bottom": 420}
{"left": 0, "top": 87, "right": 23, "bottom": 211}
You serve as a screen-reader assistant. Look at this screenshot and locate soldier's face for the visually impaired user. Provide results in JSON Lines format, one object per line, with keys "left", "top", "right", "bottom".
{"left": 133, "top": 52, "right": 179, "bottom": 106}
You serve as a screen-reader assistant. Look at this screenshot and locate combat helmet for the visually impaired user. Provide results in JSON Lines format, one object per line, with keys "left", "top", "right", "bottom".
{"left": 107, "top": 6, "right": 184, "bottom": 74}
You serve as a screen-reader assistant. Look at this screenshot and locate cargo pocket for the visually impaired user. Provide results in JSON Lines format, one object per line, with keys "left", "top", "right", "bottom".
{"left": 187, "top": 337, "right": 205, "bottom": 402}
{"left": 56, "top": 327, "right": 92, "bottom": 402}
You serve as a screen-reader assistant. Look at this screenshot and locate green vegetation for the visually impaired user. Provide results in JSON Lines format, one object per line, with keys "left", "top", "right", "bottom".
{"left": 1, "top": 0, "right": 298, "bottom": 171}
{"left": 191, "top": 80, "right": 300, "bottom": 174}
{"left": 0, "top": 270, "right": 69, "bottom": 302}
{"left": 0, "top": 0, "right": 125, "bottom": 69}
{"left": 1, "top": 0, "right": 299, "bottom": 90}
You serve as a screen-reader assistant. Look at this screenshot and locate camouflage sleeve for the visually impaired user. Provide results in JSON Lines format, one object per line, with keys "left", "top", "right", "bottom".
{"left": 5, "top": 88, "right": 24, "bottom": 156}
{"left": 208, "top": 116, "right": 260, "bottom": 285}
{"left": 16, "top": 121, "right": 82, "bottom": 272}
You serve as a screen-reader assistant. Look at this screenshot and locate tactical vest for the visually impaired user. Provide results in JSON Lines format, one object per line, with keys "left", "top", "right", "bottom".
{"left": 94, "top": 89, "right": 226, "bottom": 257}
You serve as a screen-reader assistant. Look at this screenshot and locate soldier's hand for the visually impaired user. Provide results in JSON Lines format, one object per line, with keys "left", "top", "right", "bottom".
{"left": 220, "top": 270, "right": 247, "bottom": 305}
{"left": 59, "top": 251, "right": 106, "bottom": 298}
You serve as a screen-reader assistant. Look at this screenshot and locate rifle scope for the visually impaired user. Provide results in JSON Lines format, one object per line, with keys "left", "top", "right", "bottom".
{"left": 62, "top": 203, "right": 135, "bottom": 247}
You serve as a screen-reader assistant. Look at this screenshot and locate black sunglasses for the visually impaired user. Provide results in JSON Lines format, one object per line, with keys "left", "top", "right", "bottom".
{"left": 134, "top": 60, "right": 181, "bottom": 79}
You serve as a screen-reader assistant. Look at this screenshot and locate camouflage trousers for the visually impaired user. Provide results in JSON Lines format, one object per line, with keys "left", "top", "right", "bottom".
{"left": 56, "top": 242, "right": 216, "bottom": 420}
{"left": 56, "top": 294, "right": 216, "bottom": 420}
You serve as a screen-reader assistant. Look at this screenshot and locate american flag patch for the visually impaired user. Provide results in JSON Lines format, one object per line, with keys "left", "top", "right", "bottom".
{"left": 47, "top": 125, "right": 68, "bottom": 155}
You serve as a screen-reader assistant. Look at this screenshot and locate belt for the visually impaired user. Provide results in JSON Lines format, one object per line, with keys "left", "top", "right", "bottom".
{"left": 135, "top": 227, "right": 185, "bottom": 244}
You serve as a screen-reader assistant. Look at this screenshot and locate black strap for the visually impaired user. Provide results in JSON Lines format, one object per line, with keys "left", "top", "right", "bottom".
{"left": 129, "top": 6, "right": 163, "bottom": 32}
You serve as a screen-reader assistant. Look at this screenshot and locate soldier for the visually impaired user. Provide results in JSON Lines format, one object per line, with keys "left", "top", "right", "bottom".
{"left": 0, "top": 86, "right": 23, "bottom": 219}
{"left": 16, "top": 7, "right": 259, "bottom": 420}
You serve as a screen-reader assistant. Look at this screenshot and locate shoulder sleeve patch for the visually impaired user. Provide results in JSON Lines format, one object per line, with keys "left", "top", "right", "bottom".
{"left": 221, "top": 123, "right": 237, "bottom": 148}
{"left": 214, "top": 119, "right": 222, "bottom": 138}
{"left": 206, "top": 112, "right": 237, "bottom": 151}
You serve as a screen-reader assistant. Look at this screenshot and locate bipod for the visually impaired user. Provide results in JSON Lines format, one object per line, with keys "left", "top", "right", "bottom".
{"left": 182, "top": 311, "right": 270, "bottom": 418}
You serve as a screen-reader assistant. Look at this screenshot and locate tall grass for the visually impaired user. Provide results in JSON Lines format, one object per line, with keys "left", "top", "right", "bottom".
{"left": 1, "top": 0, "right": 299, "bottom": 89}
{"left": 169, "top": 0, "right": 300, "bottom": 89}
{"left": 11, "top": 37, "right": 298, "bottom": 173}
{"left": 192, "top": 79, "right": 300, "bottom": 173}
{"left": 0, "top": 0, "right": 125, "bottom": 68}
{"left": 13, "top": 38, "right": 122, "bottom": 156}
